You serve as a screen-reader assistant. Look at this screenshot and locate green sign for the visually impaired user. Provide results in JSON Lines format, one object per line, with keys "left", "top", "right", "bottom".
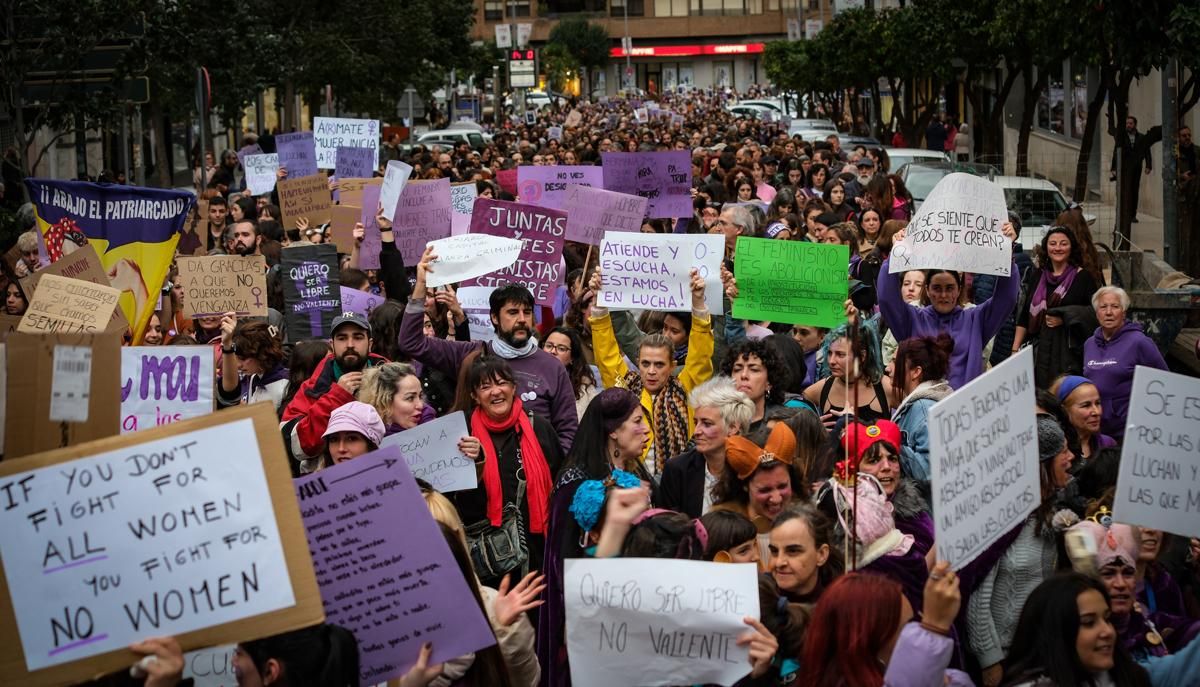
{"left": 732, "top": 237, "right": 849, "bottom": 328}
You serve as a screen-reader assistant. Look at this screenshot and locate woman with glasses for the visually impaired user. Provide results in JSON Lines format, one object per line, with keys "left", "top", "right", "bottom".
{"left": 217, "top": 314, "right": 290, "bottom": 414}
{"left": 542, "top": 326, "right": 599, "bottom": 420}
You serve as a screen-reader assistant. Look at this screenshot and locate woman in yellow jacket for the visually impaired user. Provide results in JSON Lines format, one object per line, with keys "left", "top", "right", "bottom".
{"left": 587, "top": 268, "right": 715, "bottom": 477}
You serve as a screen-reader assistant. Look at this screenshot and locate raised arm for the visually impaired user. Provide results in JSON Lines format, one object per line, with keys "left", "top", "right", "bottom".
{"left": 397, "top": 245, "right": 478, "bottom": 374}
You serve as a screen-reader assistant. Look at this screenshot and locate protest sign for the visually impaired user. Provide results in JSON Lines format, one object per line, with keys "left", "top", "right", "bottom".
{"left": 277, "top": 174, "right": 332, "bottom": 231}
{"left": 565, "top": 109, "right": 583, "bottom": 128}
{"left": 517, "top": 165, "right": 603, "bottom": 211}
{"left": 338, "top": 176, "right": 382, "bottom": 209}
{"left": 380, "top": 412, "right": 476, "bottom": 493}
{"left": 295, "top": 445, "right": 496, "bottom": 684}
{"left": 393, "top": 178, "right": 453, "bottom": 263}
{"left": 359, "top": 183, "right": 384, "bottom": 270}
{"left": 243, "top": 153, "right": 279, "bottom": 196}
{"left": 313, "top": 117, "right": 380, "bottom": 170}
{"left": 889, "top": 173, "right": 1012, "bottom": 277}
{"left": 0, "top": 314, "right": 19, "bottom": 342}
{"left": 1112, "top": 367, "right": 1200, "bottom": 538}
{"left": 333, "top": 145, "right": 375, "bottom": 180}
{"left": 20, "top": 243, "right": 129, "bottom": 332}
{"left": 339, "top": 285, "right": 384, "bottom": 318}
{"left": 0, "top": 404, "right": 323, "bottom": 686}
{"left": 565, "top": 558, "right": 758, "bottom": 687}
{"left": 182, "top": 644, "right": 235, "bottom": 687}
{"left": 25, "top": 179, "right": 190, "bottom": 344}
{"left": 450, "top": 182, "right": 477, "bottom": 235}
{"left": 596, "top": 233, "right": 724, "bottom": 314}
{"left": 235, "top": 144, "right": 262, "bottom": 168}
{"left": 18, "top": 274, "right": 120, "bottom": 335}
{"left": 274, "top": 131, "right": 318, "bottom": 179}
{"left": 425, "top": 234, "right": 523, "bottom": 289}
{"left": 461, "top": 198, "right": 565, "bottom": 306}
{"left": 732, "top": 237, "right": 848, "bottom": 328}
{"left": 563, "top": 184, "right": 648, "bottom": 245}
{"left": 456, "top": 286, "right": 497, "bottom": 343}
{"left": 328, "top": 204, "right": 361, "bottom": 253}
{"left": 601, "top": 151, "right": 692, "bottom": 219}
{"left": 547, "top": 126, "right": 563, "bottom": 141}
{"left": 380, "top": 160, "right": 415, "bottom": 221}
{"left": 120, "top": 346, "right": 214, "bottom": 434}
{"left": 176, "top": 256, "right": 268, "bottom": 318}
{"left": 0, "top": 345, "right": 5, "bottom": 455}
{"left": 4, "top": 333, "right": 120, "bottom": 458}
{"left": 281, "top": 244, "right": 341, "bottom": 341}
{"left": 496, "top": 168, "right": 518, "bottom": 196}
{"left": 930, "top": 347, "right": 1038, "bottom": 570}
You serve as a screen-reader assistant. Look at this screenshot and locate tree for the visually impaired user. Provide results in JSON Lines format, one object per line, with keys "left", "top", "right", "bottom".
{"left": 546, "top": 17, "right": 609, "bottom": 97}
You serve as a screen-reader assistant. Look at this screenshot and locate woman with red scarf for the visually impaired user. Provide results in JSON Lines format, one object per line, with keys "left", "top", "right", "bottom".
{"left": 449, "top": 354, "right": 563, "bottom": 588}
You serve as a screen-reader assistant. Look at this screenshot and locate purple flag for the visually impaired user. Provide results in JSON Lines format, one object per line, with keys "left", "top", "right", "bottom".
{"left": 275, "top": 131, "right": 319, "bottom": 179}
{"left": 393, "top": 179, "right": 453, "bottom": 264}
{"left": 359, "top": 184, "right": 383, "bottom": 269}
{"left": 462, "top": 197, "right": 565, "bottom": 306}
{"left": 562, "top": 184, "right": 648, "bottom": 245}
{"left": 601, "top": 151, "right": 692, "bottom": 219}
{"left": 295, "top": 446, "right": 496, "bottom": 685}
{"left": 340, "top": 285, "right": 385, "bottom": 318}
{"left": 516, "top": 165, "right": 603, "bottom": 211}
{"left": 334, "top": 146, "right": 375, "bottom": 180}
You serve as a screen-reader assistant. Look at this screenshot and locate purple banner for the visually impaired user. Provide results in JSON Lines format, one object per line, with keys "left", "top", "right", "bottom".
{"left": 335, "top": 146, "right": 375, "bottom": 180}
{"left": 563, "top": 184, "right": 648, "bottom": 245}
{"left": 340, "top": 285, "right": 385, "bottom": 318}
{"left": 281, "top": 243, "right": 340, "bottom": 342}
{"left": 394, "top": 178, "right": 453, "bottom": 264}
{"left": 601, "top": 151, "right": 692, "bottom": 219}
{"left": 463, "top": 197, "right": 565, "bottom": 306}
{"left": 275, "top": 131, "right": 319, "bottom": 179}
{"left": 359, "top": 184, "right": 383, "bottom": 269}
{"left": 517, "top": 165, "right": 602, "bottom": 211}
{"left": 295, "top": 446, "right": 496, "bottom": 685}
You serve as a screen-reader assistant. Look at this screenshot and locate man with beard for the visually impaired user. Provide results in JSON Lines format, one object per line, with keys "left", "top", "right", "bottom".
{"left": 397, "top": 246, "right": 578, "bottom": 452}
{"left": 229, "top": 220, "right": 261, "bottom": 257}
{"left": 281, "top": 312, "right": 388, "bottom": 472}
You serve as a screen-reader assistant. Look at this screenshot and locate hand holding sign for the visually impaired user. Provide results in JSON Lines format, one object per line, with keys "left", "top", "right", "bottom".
{"left": 889, "top": 173, "right": 1012, "bottom": 277}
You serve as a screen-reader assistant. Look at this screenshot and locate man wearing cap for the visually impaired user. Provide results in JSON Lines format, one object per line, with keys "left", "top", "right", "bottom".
{"left": 842, "top": 157, "right": 876, "bottom": 207}
{"left": 282, "top": 311, "right": 388, "bottom": 472}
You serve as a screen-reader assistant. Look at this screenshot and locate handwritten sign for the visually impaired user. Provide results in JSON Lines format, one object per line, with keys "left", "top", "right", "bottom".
{"left": 333, "top": 146, "right": 375, "bottom": 180}
{"left": 380, "top": 412, "right": 476, "bottom": 493}
{"left": 281, "top": 244, "right": 341, "bottom": 341}
{"left": 275, "top": 131, "right": 318, "bottom": 179}
{"left": 277, "top": 174, "right": 332, "bottom": 231}
{"left": 732, "top": 237, "right": 848, "bottom": 328}
{"left": 0, "top": 414, "right": 297, "bottom": 673}
{"left": 20, "top": 243, "right": 128, "bottom": 332}
{"left": 359, "top": 184, "right": 384, "bottom": 270}
{"left": 517, "top": 165, "right": 603, "bottom": 211}
{"left": 602, "top": 152, "right": 692, "bottom": 218}
{"left": 295, "top": 446, "right": 496, "bottom": 684}
{"left": 547, "top": 126, "right": 563, "bottom": 141}
{"left": 183, "top": 644, "right": 235, "bottom": 687}
{"left": 329, "top": 204, "right": 361, "bottom": 253}
{"left": 380, "top": 160, "right": 415, "bottom": 221}
{"left": 393, "top": 178, "right": 453, "bottom": 264}
{"left": 340, "top": 286, "right": 384, "bottom": 319}
{"left": 1112, "top": 367, "right": 1200, "bottom": 538}
{"left": 425, "top": 234, "right": 523, "bottom": 289}
{"left": 563, "top": 184, "right": 648, "bottom": 245}
{"left": 235, "top": 144, "right": 262, "bottom": 169}
{"left": 596, "top": 233, "right": 724, "bottom": 314}
{"left": 450, "top": 182, "right": 477, "bottom": 236}
{"left": 456, "top": 286, "right": 496, "bottom": 343}
{"left": 176, "top": 256, "right": 268, "bottom": 318}
{"left": 889, "top": 173, "right": 1012, "bottom": 277}
{"left": 243, "top": 154, "right": 279, "bottom": 196}
{"left": 462, "top": 198, "right": 565, "bottom": 306}
{"left": 338, "top": 177, "right": 382, "bottom": 209}
{"left": 120, "top": 347, "right": 214, "bottom": 434}
{"left": 565, "top": 558, "right": 757, "bottom": 687}
{"left": 930, "top": 347, "right": 1038, "bottom": 570}
{"left": 313, "top": 117, "right": 380, "bottom": 170}
{"left": 18, "top": 274, "right": 120, "bottom": 335}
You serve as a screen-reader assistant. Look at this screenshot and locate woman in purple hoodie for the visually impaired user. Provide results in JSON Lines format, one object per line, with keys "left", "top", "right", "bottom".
{"left": 1083, "top": 286, "right": 1167, "bottom": 439}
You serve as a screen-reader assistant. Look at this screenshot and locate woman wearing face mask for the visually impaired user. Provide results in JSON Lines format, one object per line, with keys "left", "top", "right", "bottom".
{"left": 1013, "top": 227, "right": 1099, "bottom": 387}
{"left": 768, "top": 504, "right": 843, "bottom": 604}
{"left": 890, "top": 334, "right": 955, "bottom": 482}
{"left": 711, "top": 422, "right": 800, "bottom": 558}
{"left": 659, "top": 377, "right": 755, "bottom": 518}
{"left": 358, "top": 362, "right": 439, "bottom": 436}
{"left": 1051, "top": 375, "right": 1115, "bottom": 461}
{"left": 319, "top": 402, "right": 385, "bottom": 468}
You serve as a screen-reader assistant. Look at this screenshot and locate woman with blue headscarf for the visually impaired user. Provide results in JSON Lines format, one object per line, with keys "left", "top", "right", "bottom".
{"left": 1051, "top": 374, "right": 1117, "bottom": 461}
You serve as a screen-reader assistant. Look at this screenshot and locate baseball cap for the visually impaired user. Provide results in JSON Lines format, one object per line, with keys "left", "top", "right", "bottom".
{"left": 762, "top": 155, "right": 779, "bottom": 165}
{"left": 331, "top": 311, "right": 371, "bottom": 336}
{"left": 855, "top": 157, "right": 876, "bottom": 168}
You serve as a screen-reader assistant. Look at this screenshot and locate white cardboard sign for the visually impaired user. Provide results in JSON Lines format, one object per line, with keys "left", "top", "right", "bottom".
{"left": 313, "top": 117, "right": 380, "bottom": 170}
{"left": 425, "top": 234, "right": 523, "bottom": 289}
{"left": 380, "top": 412, "right": 477, "bottom": 493}
{"left": 596, "top": 233, "right": 724, "bottom": 314}
{"left": 889, "top": 173, "right": 1012, "bottom": 277}
{"left": 120, "top": 346, "right": 215, "bottom": 434}
{"left": 243, "top": 154, "right": 279, "bottom": 196}
{"left": 456, "top": 286, "right": 497, "bottom": 343}
{"left": 380, "top": 160, "right": 415, "bottom": 221}
{"left": 930, "top": 347, "right": 1039, "bottom": 570}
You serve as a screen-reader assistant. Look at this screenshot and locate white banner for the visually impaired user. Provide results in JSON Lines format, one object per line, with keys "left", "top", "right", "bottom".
{"left": 380, "top": 160, "right": 415, "bottom": 221}
{"left": 425, "top": 234, "right": 523, "bottom": 289}
{"left": 243, "top": 153, "right": 279, "bottom": 196}
{"left": 313, "top": 117, "right": 380, "bottom": 170}
{"left": 120, "top": 346, "right": 215, "bottom": 434}
{"left": 596, "top": 233, "right": 724, "bottom": 314}
{"left": 380, "top": 412, "right": 477, "bottom": 493}
{"left": 889, "top": 173, "right": 1012, "bottom": 277}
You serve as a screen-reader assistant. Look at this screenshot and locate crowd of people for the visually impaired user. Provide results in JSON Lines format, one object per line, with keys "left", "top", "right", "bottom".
{"left": 5, "top": 89, "right": 1200, "bottom": 687}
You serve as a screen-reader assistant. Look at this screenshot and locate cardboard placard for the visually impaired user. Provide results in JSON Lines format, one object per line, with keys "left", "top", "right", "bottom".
{"left": 358, "top": 185, "right": 384, "bottom": 270}
{"left": 596, "top": 233, "right": 725, "bottom": 314}
{"left": 337, "top": 177, "right": 382, "bottom": 210}
{"left": 0, "top": 403, "right": 324, "bottom": 686}
{"left": 516, "top": 165, "right": 603, "bottom": 211}
{"left": 328, "top": 204, "right": 361, "bottom": 254}
{"left": 563, "top": 184, "right": 647, "bottom": 245}
{"left": 889, "top": 173, "right": 1012, "bottom": 277}
{"left": 456, "top": 286, "right": 497, "bottom": 344}
{"left": 281, "top": 244, "right": 341, "bottom": 341}
{"left": 243, "top": 154, "right": 279, "bottom": 196}
{"left": 393, "top": 179, "right": 453, "bottom": 264}
{"left": 339, "top": 286, "right": 384, "bottom": 319}
{"left": 18, "top": 274, "right": 121, "bottom": 335}
{"left": 0, "top": 314, "right": 21, "bottom": 343}
{"left": 732, "top": 237, "right": 849, "bottom": 328}
{"left": 449, "top": 182, "right": 477, "bottom": 236}
{"left": 277, "top": 175, "right": 333, "bottom": 231}
{"left": 20, "top": 244, "right": 130, "bottom": 332}
{"left": 461, "top": 197, "right": 565, "bottom": 306}
{"left": 333, "top": 146, "right": 375, "bottom": 180}
{"left": 601, "top": 151, "right": 692, "bottom": 219}
{"left": 379, "top": 412, "right": 477, "bottom": 493}
{"left": 120, "top": 346, "right": 215, "bottom": 434}
{"left": 176, "top": 256, "right": 268, "bottom": 318}
{"left": 380, "top": 160, "right": 415, "bottom": 221}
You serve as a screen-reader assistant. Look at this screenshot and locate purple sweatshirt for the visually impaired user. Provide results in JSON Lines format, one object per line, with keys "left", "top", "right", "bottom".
{"left": 1084, "top": 320, "right": 1167, "bottom": 439}
{"left": 878, "top": 258, "right": 1020, "bottom": 389}
{"left": 397, "top": 299, "right": 577, "bottom": 452}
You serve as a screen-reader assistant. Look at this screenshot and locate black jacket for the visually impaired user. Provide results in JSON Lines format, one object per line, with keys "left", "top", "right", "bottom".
{"left": 658, "top": 448, "right": 708, "bottom": 519}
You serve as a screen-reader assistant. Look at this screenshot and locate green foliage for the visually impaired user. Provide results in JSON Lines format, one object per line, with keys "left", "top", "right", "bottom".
{"left": 541, "top": 42, "right": 578, "bottom": 93}
{"left": 547, "top": 17, "right": 610, "bottom": 72}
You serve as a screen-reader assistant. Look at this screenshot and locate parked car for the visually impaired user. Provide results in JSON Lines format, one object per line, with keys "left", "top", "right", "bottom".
{"left": 416, "top": 129, "right": 486, "bottom": 150}
{"left": 884, "top": 147, "right": 950, "bottom": 171}
{"left": 727, "top": 104, "right": 774, "bottom": 119}
{"left": 790, "top": 118, "right": 838, "bottom": 132}
{"left": 897, "top": 161, "right": 1000, "bottom": 211}
{"left": 993, "top": 175, "right": 1096, "bottom": 246}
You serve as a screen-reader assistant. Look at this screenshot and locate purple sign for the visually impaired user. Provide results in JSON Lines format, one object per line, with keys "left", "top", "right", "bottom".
{"left": 601, "top": 151, "right": 692, "bottom": 219}
{"left": 463, "top": 197, "right": 565, "bottom": 306}
{"left": 394, "top": 178, "right": 453, "bottom": 264}
{"left": 295, "top": 446, "right": 496, "bottom": 685}
{"left": 281, "top": 243, "right": 341, "bottom": 342}
{"left": 517, "top": 165, "right": 603, "bottom": 211}
{"left": 340, "top": 285, "right": 385, "bottom": 318}
{"left": 360, "top": 184, "right": 383, "bottom": 269}
{"left": 275, "top": 131, "right": 319, "bottom": 179}
{"left": 335, "top": 146, "right": 375, "bottom": 180}
{"left": 563, "top": 184, "right": 648, "bottom": 245}
{"left": 236, "top": 143, "right": 263, "bottom": 168}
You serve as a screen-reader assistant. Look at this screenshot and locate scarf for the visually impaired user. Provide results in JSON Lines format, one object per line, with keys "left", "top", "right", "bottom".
{"left": 1028, "top": 264, "right": 1078, "bottom": 336}
{"left": 490, "top": 334, "right": 539, "bottom": 360}
{"left": 471, "top": 397, "right": 552, "bottom": 534}
{"left": 623, "top": 372, "right": 689, "bottom": 471}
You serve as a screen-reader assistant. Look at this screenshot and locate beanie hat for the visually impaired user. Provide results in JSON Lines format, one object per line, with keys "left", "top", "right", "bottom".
{"left": 323, "top": 401, "right": 385, "bottom": 447}
{"left": 838, "top": 421, "right": 902, "bottom": 480}
{"left": 1037, "top": 415, "right": 1066, "bottom": 463}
